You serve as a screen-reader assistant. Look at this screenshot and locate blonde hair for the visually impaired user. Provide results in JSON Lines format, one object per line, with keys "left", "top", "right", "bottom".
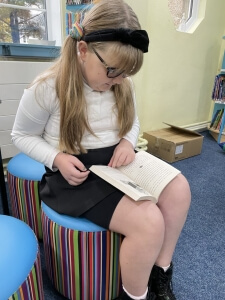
{"left": 33, "top": 0, "right": 144, "bottom": 154}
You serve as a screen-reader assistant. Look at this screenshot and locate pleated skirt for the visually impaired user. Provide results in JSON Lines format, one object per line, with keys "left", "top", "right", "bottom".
{"left": 39, "top": 144, "right": 125, "bottom": 229}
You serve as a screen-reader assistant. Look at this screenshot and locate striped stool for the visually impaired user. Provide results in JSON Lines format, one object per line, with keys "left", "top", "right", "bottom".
{"left": 7, "top": 153, "right": 45, "bottom": 239}
{"left": 41, "top": 202, "right": 123, "bottom": 300}
{"left": 0, "top": 215, "right": 44, "bottom": 300}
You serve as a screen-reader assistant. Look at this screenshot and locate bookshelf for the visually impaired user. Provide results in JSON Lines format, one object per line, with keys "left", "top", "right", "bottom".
{"left": 209, "top": 51, "right": 225, "bottom": 143}
{"left": 209, "top": 102, "right": 225, "bottom": 143}
{"left": 65, "top": 1, "right": 93, "bottom": 36}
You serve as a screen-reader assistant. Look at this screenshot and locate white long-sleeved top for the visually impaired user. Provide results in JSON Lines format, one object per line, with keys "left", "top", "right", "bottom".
{"left": 11, "top": 78, "right": 140, "bottom": 170}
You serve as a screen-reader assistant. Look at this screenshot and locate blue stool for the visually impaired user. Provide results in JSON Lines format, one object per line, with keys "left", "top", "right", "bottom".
{"left": 41, "top": 202, "right": 123, "bottom": 300}
{"left": 7, "top": 153, "right": 45, "bottom": 239}
{"left": 0, "top": 215, "right": 44, "bottom": 300}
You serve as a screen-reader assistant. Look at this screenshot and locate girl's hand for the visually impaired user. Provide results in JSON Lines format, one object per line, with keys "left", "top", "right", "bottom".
{"left": 108, "top": 139, "right": 135, "bottom": 168}
{"left": 53, "top": 152, "right": 90, "bottom": 186}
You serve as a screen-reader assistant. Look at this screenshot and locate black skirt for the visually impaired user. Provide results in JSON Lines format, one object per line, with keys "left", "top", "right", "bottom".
{"left": 39, "top": 144, "right": 125, "bottom": 229}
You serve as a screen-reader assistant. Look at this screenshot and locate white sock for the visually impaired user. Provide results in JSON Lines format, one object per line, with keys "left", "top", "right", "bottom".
{"left": 161, "top": 264, "right": 171, "bottom": 272}
{"left": 123, "top": 285, "right": 148, "bottom": 300}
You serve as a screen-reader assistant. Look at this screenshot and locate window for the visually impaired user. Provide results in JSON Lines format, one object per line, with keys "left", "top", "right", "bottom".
{"left": 0, "top": 0, "right": 62, "bottom": 46}
{"left": 168, "top": 0, "right": 205, "bottom": 33}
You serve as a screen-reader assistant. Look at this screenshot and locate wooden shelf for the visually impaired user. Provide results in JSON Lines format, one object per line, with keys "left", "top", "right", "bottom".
{"left": 209, "top": 128, "right": 225, "bottom": 143}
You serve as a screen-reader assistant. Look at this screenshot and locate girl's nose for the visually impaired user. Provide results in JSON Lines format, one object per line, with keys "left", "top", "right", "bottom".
{"left": 111, "top": 74, "right": 125, "bottom": 84}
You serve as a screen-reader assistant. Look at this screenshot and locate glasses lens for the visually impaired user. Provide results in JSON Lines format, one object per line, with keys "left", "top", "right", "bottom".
{"left": 107, "top": 68, "right": 125, "bottom": 78}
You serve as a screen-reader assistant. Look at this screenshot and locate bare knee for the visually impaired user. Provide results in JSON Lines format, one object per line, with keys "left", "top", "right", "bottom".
{"left": 135, "top": 203, "right": 165, "bottom": 236}
{"left": 159, "top": 174, "right": 191, "bottom": 209}
{"left": 127, "top": 203, "right": 165, "bottom": 251}
{"left": 110, "top": 199, "right": 165, "bottom": 240}
{"left": 176, "top": 173, "right": 191, "bottom": 199}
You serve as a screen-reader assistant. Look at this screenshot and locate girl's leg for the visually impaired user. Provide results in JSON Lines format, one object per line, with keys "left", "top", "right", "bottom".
{"left": 109, "top": 196, "right": 165, "bottom": 297}
{"left": 149, "top": 173, "right": 191, "bottom": 300}
{"left": 156, "top": 173, "right": 191, "bottom": 266}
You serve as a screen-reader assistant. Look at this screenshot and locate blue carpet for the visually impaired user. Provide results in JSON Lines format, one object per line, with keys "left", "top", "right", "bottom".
{"left": 1, "top": 130, "right": 225, "bottom": 299}
{"left": 172, "top": 131, "right": 225, "bottom": 300}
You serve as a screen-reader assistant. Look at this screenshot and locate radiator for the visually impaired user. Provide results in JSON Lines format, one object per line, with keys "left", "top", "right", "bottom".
{"left": 0, "top": 61, "right": 53, "bottom": 160}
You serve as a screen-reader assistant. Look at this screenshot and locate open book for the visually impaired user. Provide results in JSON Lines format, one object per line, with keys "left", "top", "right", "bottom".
{"left": 89, "top": 151, "right": 180, "bottom": 203}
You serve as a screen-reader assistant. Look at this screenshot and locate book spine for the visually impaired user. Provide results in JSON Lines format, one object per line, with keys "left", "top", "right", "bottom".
{"left": 210, "top": 109, "right": 220, "bottom": 128}
{"left": 212, "top": 108, "right": 224, "bottom": 129}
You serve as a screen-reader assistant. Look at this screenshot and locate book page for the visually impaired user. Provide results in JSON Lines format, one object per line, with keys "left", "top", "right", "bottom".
{"left": 118, "top": 151, "right": 181, "bottom": 200}
{"left": 89, "top": 165, "right": 156, "bottom": 202}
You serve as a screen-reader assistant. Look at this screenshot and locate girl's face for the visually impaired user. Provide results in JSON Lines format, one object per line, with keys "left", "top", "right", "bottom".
{"left": 78, "top": 42, "right": 125, "bottom": 92}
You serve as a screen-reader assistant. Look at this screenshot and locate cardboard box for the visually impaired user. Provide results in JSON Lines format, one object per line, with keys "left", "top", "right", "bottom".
{"left": 143, "top": 123, "right": 204, "bottom": 163}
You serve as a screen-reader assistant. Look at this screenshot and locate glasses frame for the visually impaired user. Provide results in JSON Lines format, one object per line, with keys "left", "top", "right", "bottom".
{"left": 91, "top": 46, "right": 126, "bottom": 78}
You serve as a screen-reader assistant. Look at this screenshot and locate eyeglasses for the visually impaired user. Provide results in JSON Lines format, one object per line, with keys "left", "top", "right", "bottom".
{"left": 91, "top": 47, "right": 127, "bottom": 78}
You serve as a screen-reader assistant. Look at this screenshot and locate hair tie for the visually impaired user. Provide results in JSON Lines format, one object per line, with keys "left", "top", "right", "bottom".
{"left": 70, "top": 22, "right": 83, "bottom": 40}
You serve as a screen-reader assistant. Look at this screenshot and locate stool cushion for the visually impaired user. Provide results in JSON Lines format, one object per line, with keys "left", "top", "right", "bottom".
{"left": 41, "top": 201, "right": 105, "bottom": 231}
{"left": 7, "top": 153, "right": 45, "bottom": 239}
{"left": 0, "top": 216, "right": 41, "bottom": 299}
{"left": 7, "top": 152, "right": 45, "bottom": 181}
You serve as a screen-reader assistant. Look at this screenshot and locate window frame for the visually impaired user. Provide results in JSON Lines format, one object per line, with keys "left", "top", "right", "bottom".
{"left": 0, "top": 0, "right": 63, "bottom": 58}
{"left": 177, "top": 0, "right": 201, "bottom": 33}
{"left": 46, "top": 0, "right": 63, "bottom": 47}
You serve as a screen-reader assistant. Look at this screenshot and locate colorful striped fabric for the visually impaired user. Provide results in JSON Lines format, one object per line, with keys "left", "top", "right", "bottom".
{"left": 41, "top": 209, "right": 123, "bottom": 300}
{"left": 7, "top": 172, "right": 43, "bottom": 239}
{"left": 8, "top": 248, "right": 44, "bottom": 300}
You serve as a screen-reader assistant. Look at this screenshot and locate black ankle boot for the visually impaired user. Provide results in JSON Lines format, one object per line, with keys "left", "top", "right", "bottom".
{"left": 113, "top": 291, "right": 134, "bottom": 299}
{"left": 148, "top": 263, "right": 176, "bottom": 300}
{"left": 147, "top": 289, "right": 157, "bottom": 300}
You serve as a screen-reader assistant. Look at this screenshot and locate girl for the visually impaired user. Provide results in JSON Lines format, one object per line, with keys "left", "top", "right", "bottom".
{"left": 12, "top": 1, "right": 191, "bottom": 299}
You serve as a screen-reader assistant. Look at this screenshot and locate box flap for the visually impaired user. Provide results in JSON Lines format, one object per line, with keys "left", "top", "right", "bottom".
{"left": 144, "top": 127, "right": 203, "bottom": 144}
{"left": 163, "top": 122, "right": 202, "bottom": 137}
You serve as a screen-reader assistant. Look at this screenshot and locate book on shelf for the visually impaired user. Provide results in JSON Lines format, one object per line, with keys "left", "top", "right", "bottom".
{"left": 212, "top": 108, "right": 224, "bottom": 130}
{"left": 216, "top": 119, "right": 222, "bottom": 130}
{"left": 212, "top": 74, "right": 225, "bottom": 101}
{"left": 89, "top": 151, "right": 181, "bottom": 203}
{"left": 216, "top": 112, "right": 224, "bottom": 130}
{"left": 210, "top": 109, "right": 220, "bottom": 128}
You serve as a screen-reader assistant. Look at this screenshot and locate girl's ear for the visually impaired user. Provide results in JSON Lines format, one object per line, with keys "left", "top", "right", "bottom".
{"left": 78, "top": 41, "right": 89, "bottom": 61}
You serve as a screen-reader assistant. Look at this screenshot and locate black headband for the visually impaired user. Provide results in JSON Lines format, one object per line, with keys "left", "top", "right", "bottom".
{"left": 82, "top": 28, "right": 149, "bottom": 53}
